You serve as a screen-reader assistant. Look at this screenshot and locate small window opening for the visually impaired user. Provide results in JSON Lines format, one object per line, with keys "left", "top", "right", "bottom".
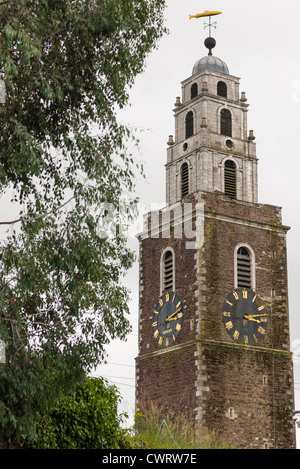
{"left": 221, "top": 109, "right": 232, "bottom": 137}
{"left": 262, "top": 375, "right": 268, "bottom": 386}
{"left": 237, "top": 247, "right": 251, "bottom": 289}
{"left": 225, "top": 139, "right": 234, "bottom": 150}
{"left": 185, "top": 111, "right": 194, "bottom": 139}
{"left": 217, "top": 81, "right": 227, "bottom": 98}
{"left": 191, "top": 83, "right": 198, "bottom": 99}
{"left": 163, "top": 250, "right": 174, "bottom": 292}
{"left": 181, "top": 162, "right": 189, "bottom": 198}
{"left": 224, "top": 160, "right": 236, "bottom": 199}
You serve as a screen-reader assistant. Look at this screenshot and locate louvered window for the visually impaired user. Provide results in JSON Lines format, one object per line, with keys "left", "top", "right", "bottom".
{"left": 191, "top": 83, "right": 198, "bottom": 99}
{"left": 237, "top": 247, "right": 251, "bottom": 289}
{"left": 163, "top": 250, "right": 174, "bottom": 292}
{"left": 221, "top": 109, "right": 232, "bottom": 137}
{"left": 181, "top": 162, "right": 189, "bottom": 198}
{"left": 185, "top": 111, "right": 194, "bottom": 139}
{"left": 217, "top": 81, "right": 227, "bottom": 98}
{"left": 224, "top": 160, "right": 236, "bottom": 199}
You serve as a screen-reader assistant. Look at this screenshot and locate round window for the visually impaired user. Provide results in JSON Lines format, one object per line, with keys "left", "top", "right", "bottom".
{"left": 225, "top": 139, "right": 234, "bottom": 150}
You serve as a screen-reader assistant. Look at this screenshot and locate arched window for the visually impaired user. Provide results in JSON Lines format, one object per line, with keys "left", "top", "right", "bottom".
{"left": 221, "top": 109, "right": 232, "bottom": 137}
{"left": 185, "top": 111, "right": 194, "bottom": 139}
{"left": 191, "top": 83, "right": 198, "bottom": 99}
{"left": 181, "top": 162, "right": 189, "bottom": 198}
{"left": 217, "top": 81, "right": 227, "bottom": 98}
{"left": 224, "top": 160, "right": 236, "bottom": 199}
{"left": 162, "top": 250, "right": 174, "bottom": 292}
{"left": 236, "top": 247, "right": 252, "bottom": 289}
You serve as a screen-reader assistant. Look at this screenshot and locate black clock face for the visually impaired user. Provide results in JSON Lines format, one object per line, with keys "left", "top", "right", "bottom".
{"left": 222, "top": 288, "right": 268, "bottom": 345}
{"left": 152, "top": 291, "right": 184, "bottom": 348}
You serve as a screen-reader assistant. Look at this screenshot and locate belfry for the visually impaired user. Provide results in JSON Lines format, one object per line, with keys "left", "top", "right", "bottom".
{"left": 135, "top": 13, "right": 296, "bottom": 449}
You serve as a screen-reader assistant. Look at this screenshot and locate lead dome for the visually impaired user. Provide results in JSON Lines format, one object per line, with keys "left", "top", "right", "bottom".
{"left": 192, "top": 55, "right": 229, "bottom": 75}
{"left": 192, "top": 36, "right": 229, "bottom": 75}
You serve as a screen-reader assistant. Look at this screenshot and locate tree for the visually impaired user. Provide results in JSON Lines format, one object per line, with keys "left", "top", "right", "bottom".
{"left": 0, "top": 0, "right": 166, "bottom": 444}
{"left": 29, "top": 377, "right": 126, "bottom": 449}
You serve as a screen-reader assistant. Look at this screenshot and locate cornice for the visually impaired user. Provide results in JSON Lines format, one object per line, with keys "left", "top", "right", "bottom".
{"left": 135, "top": 338, "right": 292, "bottom": 363}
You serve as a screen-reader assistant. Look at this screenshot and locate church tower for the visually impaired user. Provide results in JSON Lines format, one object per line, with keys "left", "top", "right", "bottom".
{"left": 135, "top": 21, "right": 296, "bottom": 449}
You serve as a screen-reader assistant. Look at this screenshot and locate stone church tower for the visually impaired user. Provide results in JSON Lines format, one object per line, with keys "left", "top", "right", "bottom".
{"left": 135, "top": 32, "right": 296, "bottom": 449}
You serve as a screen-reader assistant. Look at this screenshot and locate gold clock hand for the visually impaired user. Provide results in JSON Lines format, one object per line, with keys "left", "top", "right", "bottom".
{"left": 244, "top": 313, "right": 268, "bottom": 323}
{"left": 244, "top": 315, "right": 261, "bottom": 323}
{"left": 246, "top": 314, "right": 268, "bottom": 318}
{"left": 165, "top": 307, "right": 182, "bottom": 322}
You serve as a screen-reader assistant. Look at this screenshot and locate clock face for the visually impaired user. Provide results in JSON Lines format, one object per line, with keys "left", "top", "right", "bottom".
{"left": 222, "top": 288, "right": 268, "bottom": 345}
{"left": 152, "top": 291, "right": 184, "bottom": 348}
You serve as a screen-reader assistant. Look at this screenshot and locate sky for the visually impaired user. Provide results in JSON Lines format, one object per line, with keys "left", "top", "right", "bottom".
{"left": 94, "top": 0, "right": 300, "bottom": 447}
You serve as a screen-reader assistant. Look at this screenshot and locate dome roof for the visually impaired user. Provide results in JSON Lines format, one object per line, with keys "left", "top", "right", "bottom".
{"left": 192, "top": 55, "right": 229, "bottom": 75}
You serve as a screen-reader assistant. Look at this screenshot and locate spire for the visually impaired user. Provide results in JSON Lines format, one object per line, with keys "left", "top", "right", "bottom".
{"left": 190, "top": 11, "right": 228, "bottom": 75}
{"left": 189, "top": 10, "right": 222, "bottom": 56}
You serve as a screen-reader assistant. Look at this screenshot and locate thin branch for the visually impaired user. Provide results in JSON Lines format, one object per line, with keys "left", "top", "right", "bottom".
{"left": 0, "top": 195, "right": 74, "bottom": 226}
{"left": 0, "top": 217, "right": 22, "bottom": 226}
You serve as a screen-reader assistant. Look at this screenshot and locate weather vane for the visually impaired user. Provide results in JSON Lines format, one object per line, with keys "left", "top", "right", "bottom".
{"left": 189, "top": 10, "right": 222, "bottom": 37}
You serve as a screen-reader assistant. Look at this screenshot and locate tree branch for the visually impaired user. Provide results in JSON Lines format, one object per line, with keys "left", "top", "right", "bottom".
{"left": 0, "top": 196, "right": 74, "bottom": 226}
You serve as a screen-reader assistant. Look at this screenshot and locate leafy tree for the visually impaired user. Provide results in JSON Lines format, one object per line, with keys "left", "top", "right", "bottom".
{"left": 0, "top": 0, "right": 166, "bottom": 444}
{"left": 29, "top": 377, "right": 126, "bottom": 449}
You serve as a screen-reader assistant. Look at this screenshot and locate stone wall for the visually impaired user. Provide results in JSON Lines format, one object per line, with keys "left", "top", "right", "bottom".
{"left": 136, "top": 191, "right": 296, "bottom": 448}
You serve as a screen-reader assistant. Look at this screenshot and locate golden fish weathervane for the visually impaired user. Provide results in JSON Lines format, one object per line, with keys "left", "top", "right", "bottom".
{"left": 189, "top": 10, "right": 222, "bottom": 20}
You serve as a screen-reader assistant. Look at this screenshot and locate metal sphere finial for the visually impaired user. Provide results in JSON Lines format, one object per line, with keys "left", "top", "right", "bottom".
{"left": 204, "top": 36, "right": 216, "bottom": 56}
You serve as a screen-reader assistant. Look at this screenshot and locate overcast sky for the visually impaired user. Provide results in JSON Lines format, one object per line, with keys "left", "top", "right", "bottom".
{"left": 94, "top": 0, "right": 300, "bottom": 446}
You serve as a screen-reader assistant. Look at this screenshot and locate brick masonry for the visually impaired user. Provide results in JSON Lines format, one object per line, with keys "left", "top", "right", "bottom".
{"left": 136, "top": 191, "right": 296, "bottom": 449}
{"left": 136, "top": 58, "right": 295, "bottom": 449}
